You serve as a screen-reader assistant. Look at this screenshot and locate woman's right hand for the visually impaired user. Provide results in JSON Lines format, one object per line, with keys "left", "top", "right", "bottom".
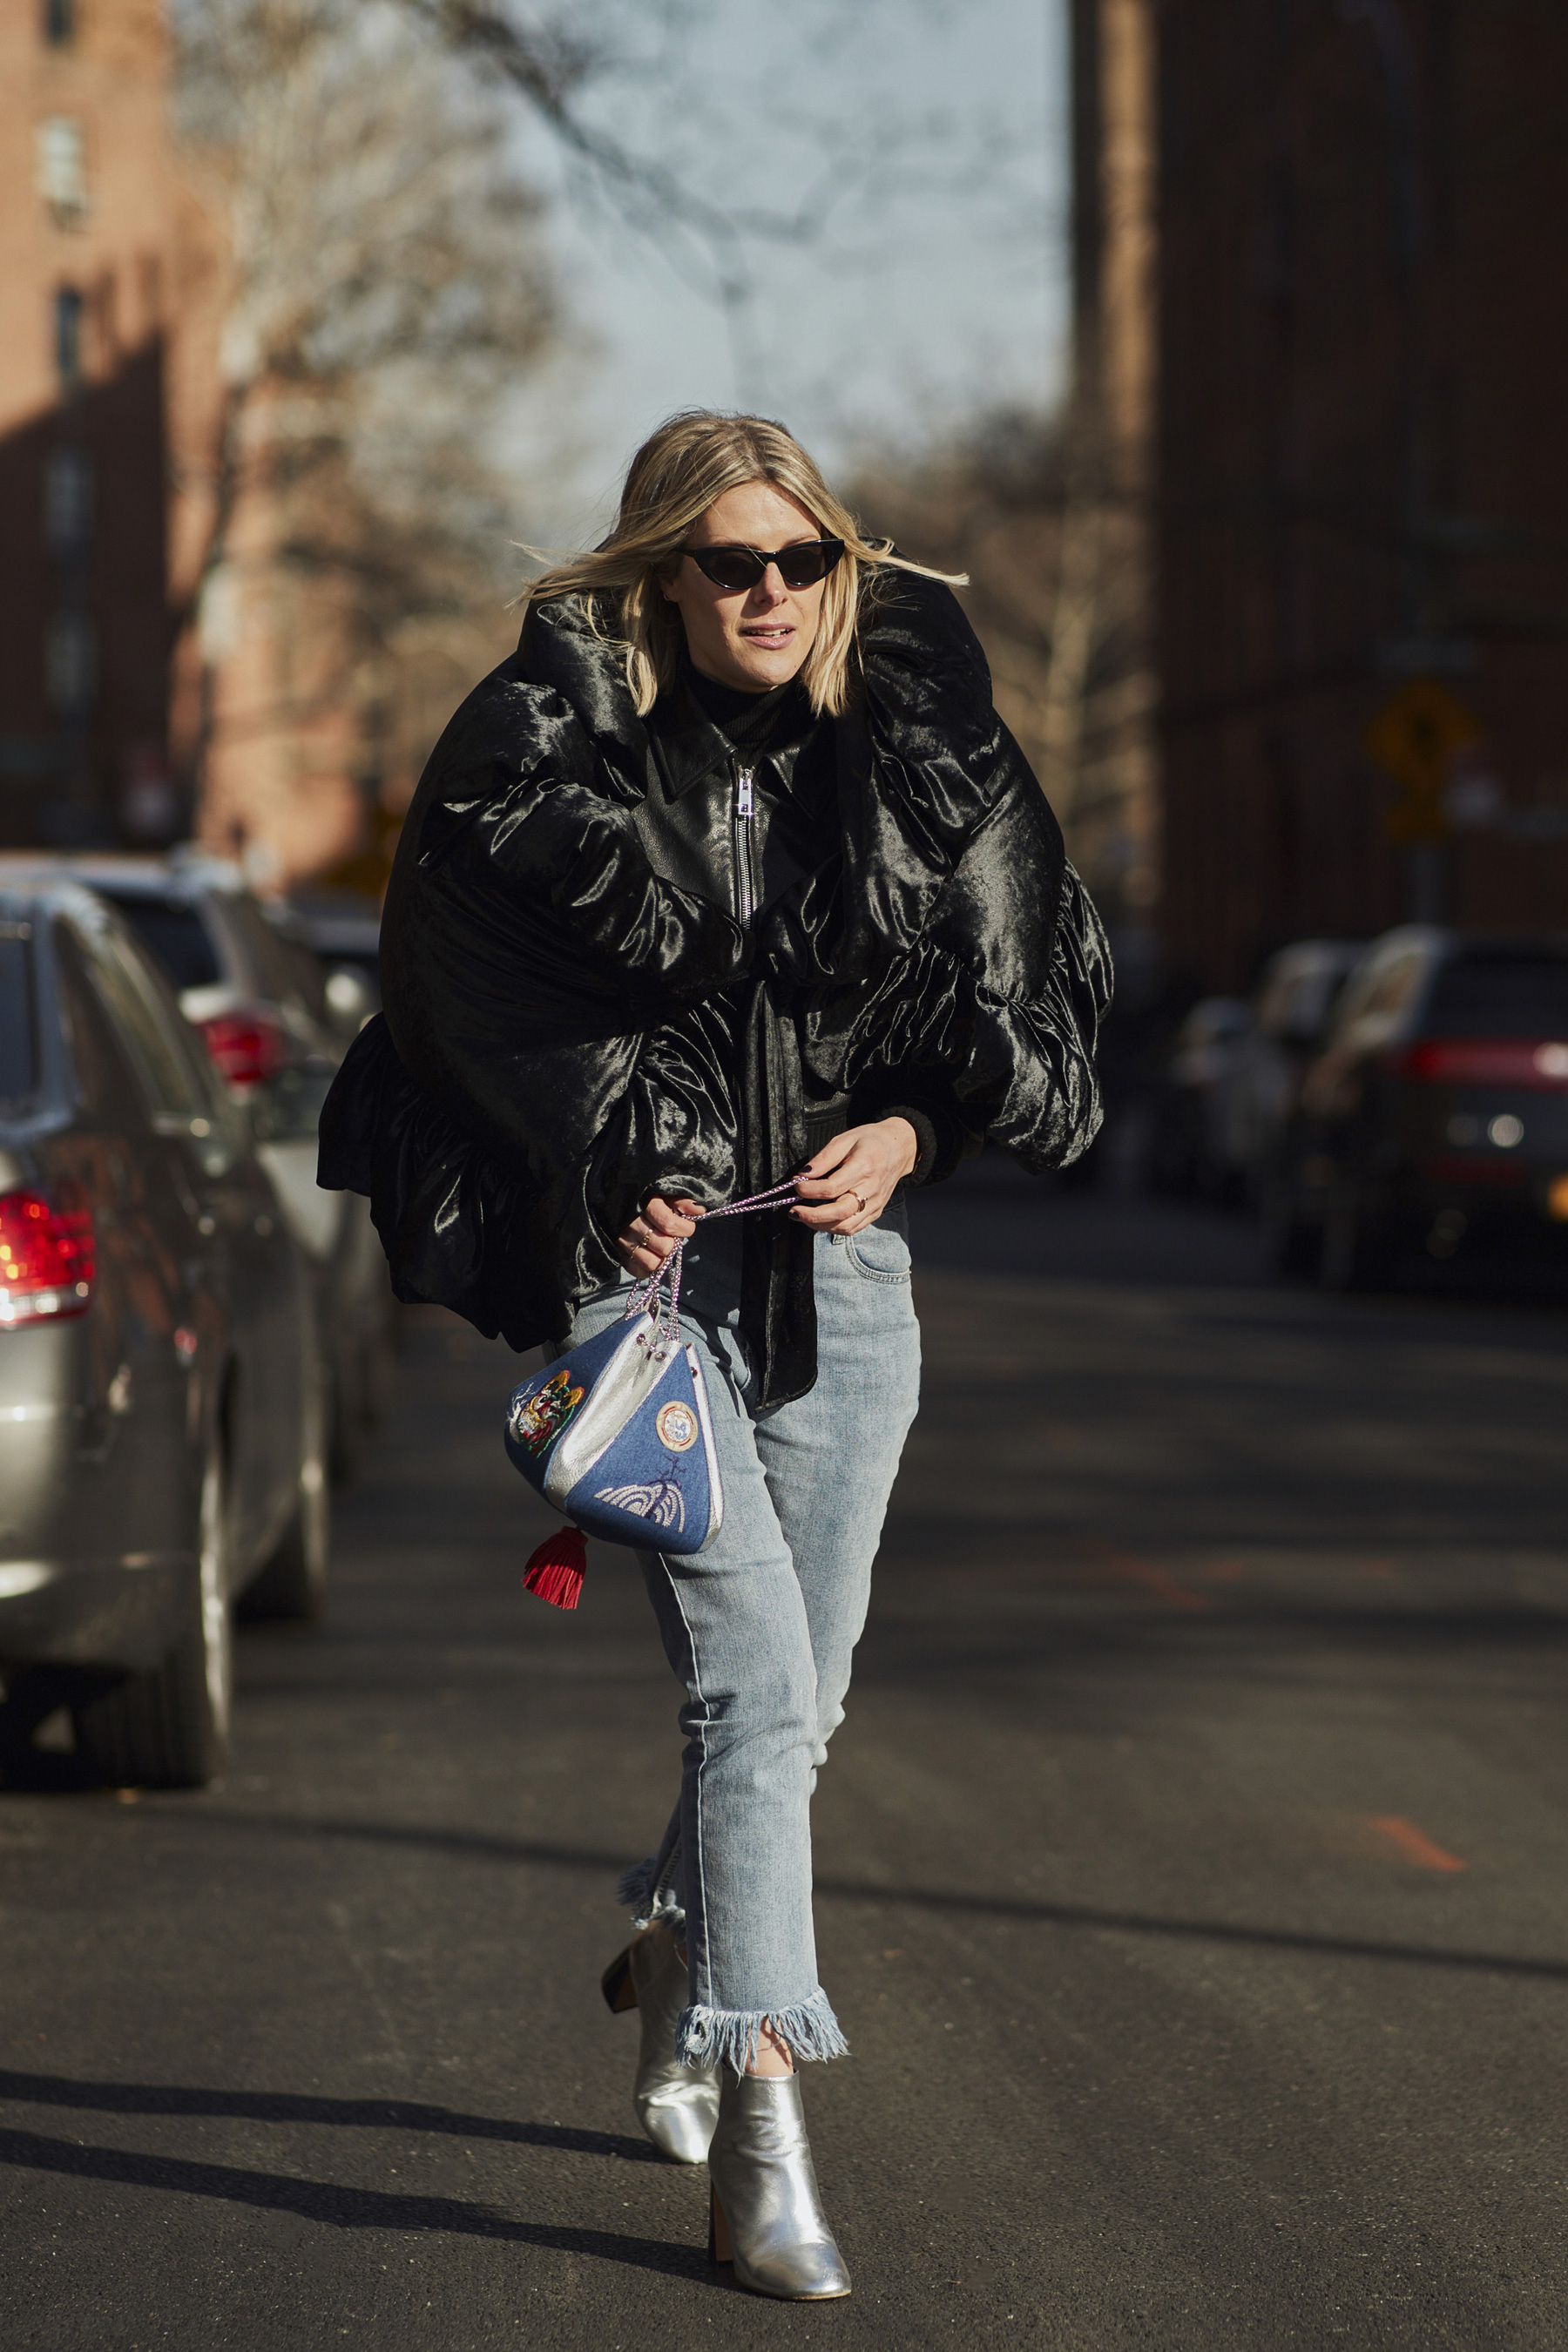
{"left": 615, "top": 1193, "right": 705, "bottom": 1278}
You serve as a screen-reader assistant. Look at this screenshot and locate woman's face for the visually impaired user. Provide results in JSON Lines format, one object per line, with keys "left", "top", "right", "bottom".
{"left": 661, "top": 479, "right": 828, "bottom": 694}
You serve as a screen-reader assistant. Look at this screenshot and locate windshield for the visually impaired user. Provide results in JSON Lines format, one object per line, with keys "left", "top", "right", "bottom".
{"left": 105, "top": 896, "right": 223, "bottom": 992}
{"left": 1423, "top": 952, "right": 1568, "bottom": 1038}
{"left": 0, "top": 926, "right": 37, "bottom": 1108}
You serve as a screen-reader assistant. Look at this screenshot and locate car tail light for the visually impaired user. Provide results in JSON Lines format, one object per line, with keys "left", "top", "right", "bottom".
{"left": 1382, "top": 1039, "right": 1568, "bottom": 1087}
{"left": 195, "top": 1009, "right": 286, "bottom": 1089}
{"left": 0, "top": 1189, "right": 95, "bottom": 1327}
{"left": 1423, "top": 1154, "right": 1528, "bottom": 1187}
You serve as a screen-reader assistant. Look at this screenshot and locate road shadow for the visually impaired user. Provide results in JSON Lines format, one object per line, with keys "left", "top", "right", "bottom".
{"left": 0, "top": 2072, "right": 656, "bottom": 2160}
{"left": 56, "top": 1808, "right": 1560, "bottom": 1987}
{"left": 0, "top": 2125, "right": 704, "bottom": 2274}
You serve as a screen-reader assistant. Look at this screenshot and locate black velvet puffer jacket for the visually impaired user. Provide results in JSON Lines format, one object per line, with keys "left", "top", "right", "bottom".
{"left": 319, "top": 569, "right": 1112, "bottom": 1406}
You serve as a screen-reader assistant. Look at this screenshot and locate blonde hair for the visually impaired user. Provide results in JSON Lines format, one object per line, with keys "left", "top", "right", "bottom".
{"left": 519, "top": 409, "right": 964, "bottom": 719}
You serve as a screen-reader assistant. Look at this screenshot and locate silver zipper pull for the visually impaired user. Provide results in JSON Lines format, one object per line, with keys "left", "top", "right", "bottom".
{"left": 736, "top": 767, "right": 754, "bottom": 819}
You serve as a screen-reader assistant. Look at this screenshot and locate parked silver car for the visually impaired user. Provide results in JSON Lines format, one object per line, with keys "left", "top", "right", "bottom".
{"left": 287, "top": 887, "right": 382, "bottom": 1022}
{"left": 0, "top": 853, "right": 395, "bottom": 1479}
{"left": 0, "top": 880, "right": 327, "bottom": 1788}
{"left": 1225, "top": 941, "right": 1367, "bottom": 1201}
{"left": 1146, "top": 996, "right": 1254, "bottom": 1198}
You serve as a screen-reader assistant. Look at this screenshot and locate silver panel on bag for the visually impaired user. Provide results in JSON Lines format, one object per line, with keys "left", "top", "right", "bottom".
{"left": 686, "top": 1342, "right": 724, "bottom": 1547}
{"left": 543, "top": 1315, "right": 679, "bottom": 1510}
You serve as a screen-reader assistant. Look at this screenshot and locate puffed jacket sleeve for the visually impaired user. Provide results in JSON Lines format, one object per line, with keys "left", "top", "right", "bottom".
{"left": 377, "top": 747, "right": 755, "bottom": 1179}
{"left": 978, "top": 854, "right": 1112, "bottom": 1171}
{"left": 824, "top": 775, "right": 1113, "bottom": 1176}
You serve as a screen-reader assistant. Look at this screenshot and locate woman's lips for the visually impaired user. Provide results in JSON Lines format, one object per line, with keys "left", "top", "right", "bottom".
{"left": 741, "top": 624, "right": 793, "bottom": 643}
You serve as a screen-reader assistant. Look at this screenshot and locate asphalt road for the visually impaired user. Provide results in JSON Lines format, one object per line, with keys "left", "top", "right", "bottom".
{"left": 4, "top": 1164, "right": 1568, "bottom": 2350}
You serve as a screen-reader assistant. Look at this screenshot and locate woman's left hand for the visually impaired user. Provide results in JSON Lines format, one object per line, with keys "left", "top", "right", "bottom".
{"left": 789, "top": 1119, "right": 918, "bottom": 1235}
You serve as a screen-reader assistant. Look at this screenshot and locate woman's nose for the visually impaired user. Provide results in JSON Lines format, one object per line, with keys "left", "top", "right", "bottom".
{"left": 749, "top": 564, "right": 788, "bottom": 606}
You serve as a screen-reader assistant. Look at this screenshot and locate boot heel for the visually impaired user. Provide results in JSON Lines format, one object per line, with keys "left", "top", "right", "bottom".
{"left": 708, "top": 2187, "right": 733, "bottom": 2265}
{"left": 600, "top": 1944, "right": 638, "bottom": 2014}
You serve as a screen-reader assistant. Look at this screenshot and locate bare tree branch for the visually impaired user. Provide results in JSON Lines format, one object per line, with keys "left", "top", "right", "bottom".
{"left": 172, "top": 0, "right": 559, "bottom": 849}
{"left": 848, "top": 405, "right": 1154, "bottom": 920}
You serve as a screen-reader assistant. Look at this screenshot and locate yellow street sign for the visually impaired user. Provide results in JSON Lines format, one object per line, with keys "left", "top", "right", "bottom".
{"left": 1366, "top": 679, "right": 1480, "bottom": 844}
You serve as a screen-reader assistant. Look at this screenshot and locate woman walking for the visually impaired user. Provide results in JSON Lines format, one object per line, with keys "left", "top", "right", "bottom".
{"left": 321, "top": 410, "right": 1110, "bottom": 2299}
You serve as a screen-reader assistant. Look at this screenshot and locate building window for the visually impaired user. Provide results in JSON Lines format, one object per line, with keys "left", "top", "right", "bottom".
{"left": 37, "top": 117, "right": 88, "bottom": 227}
{"left": 54, "top": 287, "right": 84, "bottom": 389}
{"left": 45, "top": 611, "right": 98, "bottom": 716}
{"left": 44, "top": 446, "right": 94, "bottom": 554}
{"left": 44, "top": 0, "right": 76, "bottom": 45}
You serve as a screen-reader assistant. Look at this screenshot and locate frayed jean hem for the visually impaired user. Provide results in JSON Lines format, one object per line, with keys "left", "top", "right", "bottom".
{"left": 677, "top": 1989, "right": 848, "bottom": 2073}
{"left": 618, "top": 1855, "right": 686, "bottom": 1935}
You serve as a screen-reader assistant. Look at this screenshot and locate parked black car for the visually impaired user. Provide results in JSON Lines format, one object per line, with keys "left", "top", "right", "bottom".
{"left": 1265, "top": 927, "right": 1568, "bottom": 1288}
{"left": 0, "top": 880, "right": 328, "bottom": 1788}
{"left": 0, "top": 853, "right": 395, "bottom": 1477}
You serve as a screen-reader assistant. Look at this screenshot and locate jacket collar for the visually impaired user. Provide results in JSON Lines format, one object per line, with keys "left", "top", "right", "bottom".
{"left": 513, "top": 569, "right": 999, "bottom": 812}
{"left": 515, "top": 601, "right": 743, "bottom": 800}
{"left": 514, "top": 595, "right": 649, "bottom": 794}
{"left": 645, "top": 673, "right": 736, "bottom": 799}
{"left": 656, "top": 669, "right": 827, "bottom": 800}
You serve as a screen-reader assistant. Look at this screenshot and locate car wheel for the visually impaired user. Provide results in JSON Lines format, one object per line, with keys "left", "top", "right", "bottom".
{"left": 240, "top": 1370, "right": 330, "bottom": 1623}
{"left": 72, "top": 1433, "right": 233, "bottom": 1790}
{"left": 1319, "top": 1200, "right": 1396, "bottom": 1294}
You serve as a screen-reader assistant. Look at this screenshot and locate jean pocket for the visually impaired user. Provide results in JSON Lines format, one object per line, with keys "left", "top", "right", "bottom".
{"left": 842, "top": 1225, "right": 912, "bottom": 1284}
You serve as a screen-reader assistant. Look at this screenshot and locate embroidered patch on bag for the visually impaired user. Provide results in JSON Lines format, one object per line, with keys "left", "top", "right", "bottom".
{"left": 510, "top": 1369, "right": 585, "bottom": 1456}
{"left": 654, "top": 1400, "right": 700, "bottom": 1452}
{"left": 594, "top": 1478, "right": 686, "bottom": 1531}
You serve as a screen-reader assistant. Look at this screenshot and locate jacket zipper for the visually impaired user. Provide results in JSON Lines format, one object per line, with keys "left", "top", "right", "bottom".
{"left": 733, "top": 764, "right": 756, "bottom": 927}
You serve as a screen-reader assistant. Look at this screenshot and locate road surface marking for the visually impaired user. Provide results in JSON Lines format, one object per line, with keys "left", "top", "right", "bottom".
{"left": 1365, "top": 1815, "right": 1468, "bottom": 1871}
{"left": 1083, "top": 1541, "right": 1213, "bottom": 1613}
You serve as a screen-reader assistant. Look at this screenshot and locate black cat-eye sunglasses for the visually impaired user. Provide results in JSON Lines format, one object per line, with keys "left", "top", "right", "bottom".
{"left": 680, "top": 538, "right": 846, "bottom": 592}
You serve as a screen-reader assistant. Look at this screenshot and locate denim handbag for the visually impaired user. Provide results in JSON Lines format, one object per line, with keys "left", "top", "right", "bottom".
{"left": 507, "top": 1181, "right": 797, "bottom": 1609}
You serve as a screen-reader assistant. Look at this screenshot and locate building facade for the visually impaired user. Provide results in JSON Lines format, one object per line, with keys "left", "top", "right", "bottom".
{"left": 0, "top": 0, "right": 220, "bottom": 847}
{"left": 1, "top": 0, "right": 367, "bottom": 886}
{"left": 1156, "top": 0, "right": 1568, "bottom": 990}
{"left": 1064, "top": 0, "right": 1161, "bottom": 923}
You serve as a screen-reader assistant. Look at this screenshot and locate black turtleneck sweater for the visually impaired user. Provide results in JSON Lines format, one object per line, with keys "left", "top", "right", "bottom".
{"left": 681, "top": 660, "right": 801, "bottom": 736}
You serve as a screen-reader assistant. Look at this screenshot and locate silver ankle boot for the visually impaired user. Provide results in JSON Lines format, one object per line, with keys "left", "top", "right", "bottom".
{"left": 601, "top": 1927, "right": 720, "bottom": 2165}
{"left": 706, "top": 2067, "right": 851, "bottom": 2300}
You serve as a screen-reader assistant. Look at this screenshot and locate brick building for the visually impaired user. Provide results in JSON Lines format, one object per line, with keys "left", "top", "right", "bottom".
{"left": 1062, "top": 0, "right": 1160, "bottom": 923}
{"left": 1156, "top": 0, "right": 1568, "bottom": 990}
{"left": 1, "top": 0, "right": 366, "bottom": 886}
{"left": 0, "top": 0, "right": 228, "bottom": 848}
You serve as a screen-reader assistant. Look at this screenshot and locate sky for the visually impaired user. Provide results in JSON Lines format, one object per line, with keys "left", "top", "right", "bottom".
{"left": 508, "top": 0, "right": 1070, "bottom": 542}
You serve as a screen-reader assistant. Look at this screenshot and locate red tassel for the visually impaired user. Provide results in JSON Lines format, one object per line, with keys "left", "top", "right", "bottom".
{"left": 521, "top": 1524, "right": 586, "bottom": 1611}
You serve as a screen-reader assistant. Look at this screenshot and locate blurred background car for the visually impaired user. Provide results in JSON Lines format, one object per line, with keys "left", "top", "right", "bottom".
{"left": 1224, "top": 941, "right": 1366, "bottom": 1206}
{"left": 1145, "top": 996, "right": 1254, "bottom": 1200}
{"left": 287, "top": 888, "right": 383, "bottom": 1024}
{"left": 1265, "top": 928, "right": 1568, "bottom": 1289}
{"left": 0, "top": 879, "right": 328, "bottom": 1788}
{"left": 0, "top": 854, "right": 395, "bottom": 1481}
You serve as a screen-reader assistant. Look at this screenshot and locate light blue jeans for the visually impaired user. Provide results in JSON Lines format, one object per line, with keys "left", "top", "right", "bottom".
{"left": 558, "top": 1204, "right": 921, "bottom": 2073}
